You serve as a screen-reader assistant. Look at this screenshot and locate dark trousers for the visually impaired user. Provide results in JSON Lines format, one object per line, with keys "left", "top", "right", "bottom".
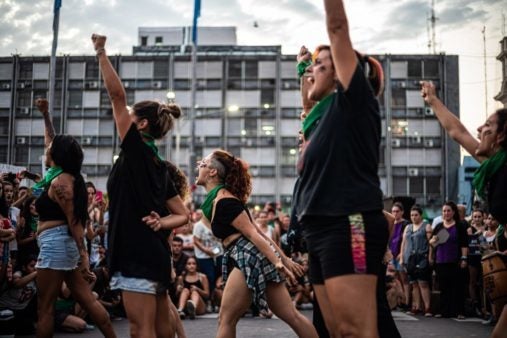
{"left": 312, "top": 263, "right": 401, "bottom": 338}
{"left": 436, "top": 262, "right": 466, "bottom": 317}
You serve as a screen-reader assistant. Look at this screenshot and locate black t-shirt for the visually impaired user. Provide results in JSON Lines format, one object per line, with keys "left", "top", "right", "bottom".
{"left": 294, "top": 63, "right": 383, "bottom": 221}
{"left": 173, "top": 252, "right": 190, "bottom": 277}
{"left": 107, "top": 123, "right": 178, "bottom": 286}
{"left": 211, "top": 198, "right": 244, "bottom": 240}
{"left": 488, "top": 163, "right": 507, "bottom": 225}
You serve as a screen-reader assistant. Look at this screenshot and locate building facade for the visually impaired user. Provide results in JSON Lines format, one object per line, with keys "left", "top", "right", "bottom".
{"left": 0, "top": 27, "right": 460, "bottom": 212}
{"left": 495, "top": 36, "right": 507, "bottom": 107}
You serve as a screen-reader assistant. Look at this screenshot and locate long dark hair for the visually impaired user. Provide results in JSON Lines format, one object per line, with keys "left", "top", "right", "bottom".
{"left": 443, "top": 200, "right": 460, "bottom": 224}
{"left": 165, "top": 161, "right": 189, "bottom": 200}
{"left": 495, "top": 108, "right": 507, "bottom": 150}
{"left": 50, "top": 135, "right": 88, "bottom": 227}
{"left": 210, "top": 149, "right": 252, "bottom": 204}
{"left": 20, "top": 195, "right": 37, "bottom": 237}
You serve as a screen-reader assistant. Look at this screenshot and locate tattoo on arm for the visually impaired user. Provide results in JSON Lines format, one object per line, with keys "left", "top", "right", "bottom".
{"left": 54, "top": 183, "right": 72, "bottom": 202}
{"left": 42, "top": 113, "right": 56, "bottom": 145}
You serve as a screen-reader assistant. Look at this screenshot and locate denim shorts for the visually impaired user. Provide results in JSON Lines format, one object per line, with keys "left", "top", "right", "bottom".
{"left": 110, "top": 272, "right": 167, "bottom": 295}
{"left": 36, "top": 225, "right": 79, "bottom": 270}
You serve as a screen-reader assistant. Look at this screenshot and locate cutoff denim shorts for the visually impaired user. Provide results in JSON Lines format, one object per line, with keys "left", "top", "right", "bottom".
{"left": 36, "top": 225, "right": 79, "bottom": 270}
{"left": 110, "top": 272, "right": 167, "bottom": 295}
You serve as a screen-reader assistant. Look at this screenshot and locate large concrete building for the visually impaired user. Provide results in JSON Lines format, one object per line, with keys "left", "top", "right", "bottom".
{"left": 495, "top": 36, "right": 507, "bottom": 107}
{"left": 0, "top": 27, "right": 460, "bottom": 212}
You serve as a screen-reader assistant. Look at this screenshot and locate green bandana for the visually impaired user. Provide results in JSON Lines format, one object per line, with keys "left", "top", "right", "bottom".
{"left": 472, "top": 148, "right": 507, "bottom": 199}
{"left": 201, "top": 184, "right": 225, "bottom": 221}
{"left": 34, "top": 166, "right": 63, "bottom": 189}
{"left": 142, "top": 133, "right": 164, "bottom": 161}
{"left": 301, "top": 93, "right": 334, "bottom": 140}
{"left": 29, "top": 216, "right": 39, "bottom": 232}
{"left": 297, "top": 60, "right": 312, "bottom": 79}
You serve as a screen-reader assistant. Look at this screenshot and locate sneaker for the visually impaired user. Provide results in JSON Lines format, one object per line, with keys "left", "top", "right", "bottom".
{"left": 424, "top": 311, "right": 433, "bottom": 317}
{"left": 84, "top": 324, "right": 95, "bottom": 331}
{"left": 434, "top": 314, "right": 442, "bottom": 318}
{"left": 206, "top": 303, "right": 213, "bottom": 313}
{"left": 186, "top": 300, "right": 196, "bottom": 320}
{"left": 178, "top": 310, "right": 186, "bottom": 319}
{"left": 481, "top": 316, "right": 496, "bottom": 326}
{"left": 456, "top": 315, "right": 466, "bottom": 320}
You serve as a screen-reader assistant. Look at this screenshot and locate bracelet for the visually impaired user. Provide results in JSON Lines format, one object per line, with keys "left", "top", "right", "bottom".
{"left": 96, "top": 48, "right": 105, "bottom": 56}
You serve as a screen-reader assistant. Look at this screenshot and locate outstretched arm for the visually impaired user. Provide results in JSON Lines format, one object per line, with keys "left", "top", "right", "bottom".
{"left": 323, "top": 0, "right": 357, "bottom": 91}
{"left": 35, "top": 98, "right": 55, "bottom": 147}
{"left": 421, "top": 81, "right": 483, "bottom": 162}
{"left": 91, "top": 34, "right": 130, "bottom": 140}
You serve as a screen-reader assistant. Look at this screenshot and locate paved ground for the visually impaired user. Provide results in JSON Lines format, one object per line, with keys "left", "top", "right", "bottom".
{"left": 52, "top": 310, "right": 495, "bottom": 338}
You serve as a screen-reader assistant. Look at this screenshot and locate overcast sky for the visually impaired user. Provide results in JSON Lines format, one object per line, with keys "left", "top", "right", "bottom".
{"left": 1, "top": 0, "right": 505, "bottom": 149}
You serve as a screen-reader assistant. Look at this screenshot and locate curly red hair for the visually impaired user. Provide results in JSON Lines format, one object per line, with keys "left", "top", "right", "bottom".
{"left": 210, "top": 149, "right": 252, "bottom": 204}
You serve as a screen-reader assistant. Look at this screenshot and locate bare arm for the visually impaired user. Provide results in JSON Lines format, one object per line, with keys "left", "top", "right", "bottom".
{"left": 232, "top": 211, "right": 296, "bottom": 283}
{"left": 193, "top": 235, "right": 214, "bottom": 256}
{"left": 91, "top": 34, "right": 130, "bottom": 140}
{"left": 12, "top": 271, "right": 37, "bottom": 289}
{"left": 35, "top": 98, "right": 55, "bottom": 147}
{"left": 421, "top": 81, "right": 483, "bottom": 162}
{"left": 142, "top": 195, "right": 189, "bottom": 232}
{"left": 399, "top": 226, "right": 409, "bottom": 264}
{"left": 324, "top": 0, "right": 357, "bottom": 91}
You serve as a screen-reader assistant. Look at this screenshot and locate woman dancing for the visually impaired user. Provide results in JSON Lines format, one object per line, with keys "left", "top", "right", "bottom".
{"left": 33, "top": 98, "right": 115, "bottom": 338}
{"left": 92, "top": 34, "right": 189, "bottom": 338}
{"left": 292, "top": 1, "right": 388, "bottom": 336}
{"left": 196, "top": 149, "right": 318, "bottom": 338}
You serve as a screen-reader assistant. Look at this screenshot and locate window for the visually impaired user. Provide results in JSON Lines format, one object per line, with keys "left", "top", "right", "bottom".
{"left": 68, "top": 91, "right": 83, "bottom": 108}
{"left": 260, "top": 88, "right": 275, "bottom": 106}
{"left": 174, "top": 79, "right": 191, "bottom": 90}
{"left": 18, "top": 62, "right": 32, "bottom": 79}
{"left": 391, "top": 119, "right": 408, "bottom": 137}
{"left": 228, "top": 60, "right": 242, "bottom": 78}
{"left": 85, "top": 61, "right": 99, "bottom": 78}
{"left": 281, "top": 147, "right": 298, "bottom": 166}
{"left": 393, "top": 177, "right": 408, "bottom": 195}
{"left": 407, "top": 60, "right": 422, "bottom": 78}
{"left": 426, "top": 177, "right": 440, "bottom": 194}
{"left": 154, "top": 60, "right": 169, "bottom": 79}
{"left": 155, "top": 36, "right": 163, "bottom": 45}
{"left": 0, "top": 145, "right": 7, "bottom": 163}
{"left": 423, "top": 60, "right": 439, "bottom": 78}
{"left": 244, "top": 61, "right": 258, "bottom": 78}
{"left": 17, "top": 92, "right": 31, "bottom": 107}
{"left": 0, "top": 118, "right": 8, "bottom": 135}
{"left": 244, "top": 118, "right": 257, "bottom": 136}
{"left": 33, "top": 80, "right": 48, "bottom": 89}
{"left": 409, "top": 177, "right": 424, "bottom": 194}
{"left": 14, "top": 147, "right": 28, "bottom": 165}
{"left": 141, "top": 36, "right": 148, "bottom": 46}
{"left": 391, "top": 89, "right": 406, "bottom": 107}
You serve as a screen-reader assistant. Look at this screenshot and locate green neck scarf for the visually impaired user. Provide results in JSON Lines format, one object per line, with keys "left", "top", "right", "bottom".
{"left": 29, "top": 216, "right": 38, "bottom": 232}
{"left": 201, "top": 184, "right": 225, "bottom": 221}
{"left": 297, "top": 60, "right": 312, "bottom": 79}
{"left": 142, "top": 132, "right": 164, "bottom": 161}
{"left": 34, "top": 166, "right": 63, "bottom": 189}
{"left": 472, "top": 148, "right": 507, "bottom": 199}
{"left": 301, "top": 93, "right": 334, "bottom": 140}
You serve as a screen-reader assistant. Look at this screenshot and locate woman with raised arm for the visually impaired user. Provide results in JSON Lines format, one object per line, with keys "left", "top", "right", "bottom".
{"left": 91, "top": 34, "right": 189, "bottom": 338}
{"left": 33, "top": 98, "right": 116, "bottom": 338}
{"left": 292, "top": 1, "right": 388, "bottom": 337}
{"left": 196, "top": 149, "right": 318, "bottom": 338}
{"left": 421, "top": 82, "right": 507, "bottom": 337}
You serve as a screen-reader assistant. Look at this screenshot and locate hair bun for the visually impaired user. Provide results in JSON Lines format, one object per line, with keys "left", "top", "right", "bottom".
{"left": 158, "top": 103, "right": 182, "bottom": 119}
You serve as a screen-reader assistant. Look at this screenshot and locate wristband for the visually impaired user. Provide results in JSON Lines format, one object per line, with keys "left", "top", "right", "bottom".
{"left": 297, "top": 60, "right": 312, "bottom": 79}
{"left": 460, "top": 256, "right": 467, "bottom": 261}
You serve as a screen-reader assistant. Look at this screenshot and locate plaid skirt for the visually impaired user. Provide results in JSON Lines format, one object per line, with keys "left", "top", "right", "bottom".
{"left": 222, "top": 236, "right": 283, "bottom": 311}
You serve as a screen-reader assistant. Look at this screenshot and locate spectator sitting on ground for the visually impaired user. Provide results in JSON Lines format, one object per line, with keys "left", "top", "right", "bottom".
{"left": 172, "top": 236, "right": 190, "bottom": 278}
{"left": 176, "top": 256, "right": 210, "bottom": 320}
{"left": 0, "top": 255, "right": 38, "bottom": 335}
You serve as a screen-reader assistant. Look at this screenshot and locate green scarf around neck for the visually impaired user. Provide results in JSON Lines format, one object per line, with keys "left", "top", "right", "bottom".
{"left": 34, "top": 166, "right": 63, "bottom": 189}
{"left": 301, "top": 93, "right": 334, "bottom": 140}
{"left": 472, "top": 148, "right": 507, "bottom": 199}
{"left": 201, "top": 184, "right": 225, "bottom": 221}
{"left": 142, "top": 132, "right": 164, "bottom": 161}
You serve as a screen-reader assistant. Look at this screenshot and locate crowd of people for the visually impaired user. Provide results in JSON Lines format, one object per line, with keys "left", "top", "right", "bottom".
{"left": 0, "top": 0, "right": 506, "bottom": 337}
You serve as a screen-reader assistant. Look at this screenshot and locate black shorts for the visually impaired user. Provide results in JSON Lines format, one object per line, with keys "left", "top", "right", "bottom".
{"left": 302, "top": 211, "right": 388, "bottom": 285}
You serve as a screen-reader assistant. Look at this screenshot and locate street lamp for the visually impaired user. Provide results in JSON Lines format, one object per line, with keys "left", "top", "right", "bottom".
{"left": 166, "top": 91, "right": 176, "bottom": 102}
{"left": 166, "top": 90, "right": 176, "bottom": 160}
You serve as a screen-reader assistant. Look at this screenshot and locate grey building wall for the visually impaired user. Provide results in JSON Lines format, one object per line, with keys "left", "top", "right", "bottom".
{"left": 0, "top": 44, "right": 460, "bottom": 210}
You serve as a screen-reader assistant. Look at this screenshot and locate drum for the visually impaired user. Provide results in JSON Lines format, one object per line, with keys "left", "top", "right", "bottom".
{"left": 482, "top": 252, "right": 507, "bottom": 304}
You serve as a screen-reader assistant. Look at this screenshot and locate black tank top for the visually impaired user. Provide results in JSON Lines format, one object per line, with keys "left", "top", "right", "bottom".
{"left": 35, "top": 190, "right": 67, "bottom": 222}
{"left": 183, "top": 274, "right": 204, "bottom": 290}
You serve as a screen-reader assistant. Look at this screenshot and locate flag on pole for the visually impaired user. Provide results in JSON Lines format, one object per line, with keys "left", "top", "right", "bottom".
{"left": 192, "top": 0, "right": 201, "bottom": 44}
{"left": 54, "top": 0, "right": 62, "bottom": 13}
